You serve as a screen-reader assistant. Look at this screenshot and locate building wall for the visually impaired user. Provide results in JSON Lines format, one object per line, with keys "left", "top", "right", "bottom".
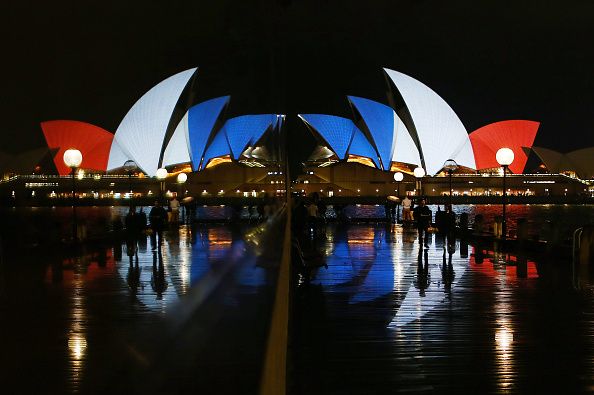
{"left": 293, "top": 162, "right": 590, "bottom": 198}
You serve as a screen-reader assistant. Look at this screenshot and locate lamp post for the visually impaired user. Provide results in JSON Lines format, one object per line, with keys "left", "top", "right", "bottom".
{"left": 443, "top": 159, "right": 458, "bottom": 207}
{"left": 156, "top": 168, "right": 168, "bottom": 203}
{"left": 123, "top": 160, "right": 136, "bottom": 208}
{"left": 496, "top": 148, "right": 514, "bottom": 239}
{"left": 394, "top": 171, "right": 404, "bottom": 223}
{"left": 177, "top": 172, "right": 188, "bottom": 224}
{"left": 413, "top": 167, "right": 426, "bottom": 198}
{"left": 63, "top": 148, "right": 83, "bottom": 242}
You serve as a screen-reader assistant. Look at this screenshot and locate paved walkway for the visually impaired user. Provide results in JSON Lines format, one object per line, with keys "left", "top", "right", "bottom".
{"left": 0, "top": 224, "right": 279, "bottom": 394}
{"left": 291, "top": 223, "right": 594, "bottom": 394}
{"left": 3, "top": 220, "right": 594, "bottom": 394}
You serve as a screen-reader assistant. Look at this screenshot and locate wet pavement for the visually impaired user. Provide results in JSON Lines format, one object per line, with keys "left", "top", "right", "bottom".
{"left": 0, "top": 224, "right": 279, "bottom": 394}
{"left": 291, "top": 223, "right": 594, "bottom": 394}
{"left": 2, "top": 218, "right": 594, "bottom": 394}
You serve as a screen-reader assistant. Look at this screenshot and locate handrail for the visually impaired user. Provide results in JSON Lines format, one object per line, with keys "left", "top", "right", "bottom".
{"left": 259, "top": 201, "right": 291, "bottom": 395}
{"left": 573, "top": 226, "right": 585, "bottom": 290}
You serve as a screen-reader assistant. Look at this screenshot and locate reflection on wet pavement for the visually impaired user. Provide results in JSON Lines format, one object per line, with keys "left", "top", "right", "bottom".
{"left": 4, "top": 216, "right": 594, "bottom": 394}
{"left": 293, "top": 223, "right": 594, "bottom": 394}
{"left": 0, "top": 223, "right": 277, "bottom": 394}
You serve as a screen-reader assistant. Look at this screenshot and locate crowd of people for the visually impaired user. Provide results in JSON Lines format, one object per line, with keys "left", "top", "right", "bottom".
{"left": 123, "top": 196, "right": 188, "bottom": 253}
{"left": 384, "top": 194, "right": 457, "bottom": 246}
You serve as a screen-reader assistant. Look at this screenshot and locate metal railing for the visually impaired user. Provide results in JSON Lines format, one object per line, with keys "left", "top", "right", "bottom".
{"left": 572, "top": 226, "right": 594, "bottom": 291}
{"left": 572, "top": 227, "right": 584, "bottom": 290}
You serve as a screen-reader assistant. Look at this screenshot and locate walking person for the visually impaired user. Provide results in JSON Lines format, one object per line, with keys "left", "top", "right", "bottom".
{"left": 413, "top": 198, "right": 432, "bottom": 247}
{"left": 169, "top": 196, "right": 180, "bottom": 224}
{"left": 402, "top": 195, "right": 413, "bottom": 225}
{"left": 149, "top": 200, "right": 168, "bottom": 249}
{"left": 125, "top": 205, "right": 141, "bottom": 258}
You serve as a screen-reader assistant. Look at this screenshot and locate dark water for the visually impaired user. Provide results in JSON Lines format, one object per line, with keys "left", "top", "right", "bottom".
{"left": 338, "top": 203, "right": 594, "bottom": 238}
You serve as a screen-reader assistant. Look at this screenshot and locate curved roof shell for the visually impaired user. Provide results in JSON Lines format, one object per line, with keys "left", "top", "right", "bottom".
{"left": 531, "top": 146, "right": 565, "bottom": 173}
{"left": 390, "top": 110, "right": 422, "bottom": 167}
{"left": 531, "top": 146, "right": 594, "bottom": 179}
{"left": 107, "top": 67, "right": 197, "bottom": 175}
{"left": 347, "top": 128, "right": 381, "bottom": 168}
{"left": 566, "top": 148, "right": 594, "bottom": 179}
{"left": 348, "top": 96, "right": 395, "bottom": 170}
{"left": 299, "top": 114, "right": 357, "bottom": 159}
{"left": 469, "top": 120, "right": 540, "bottom": 174}
{"left": 162, "top": 112, "right": 191, "bottom": 168}
{"left": 202, "top": 128, "right": 231, "bottom": 167}
{"left": 162, "top": 102, "right": 278, "bottom": 169}
{"left": 0, "top": 147, "right": 54, "bottom": 175}
{"left": 187, "top": 96, "right": 229, "bottom": 171}
{"left": 41, "top": 120, "right": 114, "bottom": 175}
{"left": 300, "top": 106, "right": 422, "bottom": 169}
{"left": 384, "top": 68, "right": 475, "bottom": 174}
{"left": 223, "top": 114, "right": 277, "bottom": 159}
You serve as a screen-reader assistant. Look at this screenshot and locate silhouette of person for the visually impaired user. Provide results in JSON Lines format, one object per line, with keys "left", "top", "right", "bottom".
{"left": 149, "top": 200, "right": 168, "bottom": 249}
{"left": 127, "top": 253, "right": 141, "bottom": 295}
{"left": 151, "top": 250, "right": 167, "bottom": 300}
{"left": 384, "top": 200, "right": 392, "bottom": 222}
{"left": 442, "top": 245, "right": 455, "bottom": 293}
{"left": 169, "top": 197, "right": 180, "bottom": 224}
{"left": 402, "top": 195, "right": 413, "bottom": 225}
{"left": 137, "top": 206, "right": 147, "bottom": 231}
{"left": 415, "top": 248, "right": 430, "bottom": 296}
{"left": 413, "top": 198, "right": 432, "bottom": 247}
{"left": 125, "top": 205, "right": 141, "bottom": 259}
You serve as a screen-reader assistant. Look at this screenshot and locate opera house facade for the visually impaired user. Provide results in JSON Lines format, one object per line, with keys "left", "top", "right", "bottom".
{"left": 1, "top": 67, "right": 593, "bottom": 202}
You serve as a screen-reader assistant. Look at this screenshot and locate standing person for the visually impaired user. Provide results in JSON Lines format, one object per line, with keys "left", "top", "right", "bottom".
{"left": 170, "top": 196, "right": 180, "bottom": 224}
{"left": 443, "top": 204, "right": 456, "bottom": 239}
{"left": 402, "top": 195, "right": 413, "bottom": 225}
{"left": 390, "top": 200, "right": 397, "bottom": 223}
{"left": 125, "top": 205, "right": 140, "bottom": 259}
{"left": 413, "top": 198, "right": 432, "bottom": 247}
{"left": 125, "top": 205, "right": 140, "bottom": 236}
{"left": 137, "top": 206, "right": 147, "bottom": 232}
{"left": 166, "top": 201, "right": 173, "bottom": 224}
{"left": 384, "top": 200, "right": 392, "bottom": 223}
{"left": 306, "top": 198, "right": 319, "bottom": 221}
{"left": 149, "top": 200, "right": 168, "bottom": 248}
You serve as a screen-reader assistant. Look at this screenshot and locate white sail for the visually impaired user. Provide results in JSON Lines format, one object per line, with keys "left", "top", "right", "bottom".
{"left": 162, "top": 112, "right": 191, "bottom": 167}
{"left": 392, "top": 111, "right": 422, "bottom": 167}
{"left": 384, "top": 68, "right": 475, "bottom": 174}
{"left": 107, "top": 68, "right": 197, "bottom": 175}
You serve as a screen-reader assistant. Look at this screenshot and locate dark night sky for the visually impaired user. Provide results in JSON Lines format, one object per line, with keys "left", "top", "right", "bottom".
{"left": 2, "top": 0, "right": 594, "bottom": 166}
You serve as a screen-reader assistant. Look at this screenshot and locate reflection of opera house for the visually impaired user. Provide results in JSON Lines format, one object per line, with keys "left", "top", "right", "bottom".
{"left": 296, "top": 68, "right": 594, "bottom": 198}
{"left": 1, "top": 67, "right": 593, "bottom": 202}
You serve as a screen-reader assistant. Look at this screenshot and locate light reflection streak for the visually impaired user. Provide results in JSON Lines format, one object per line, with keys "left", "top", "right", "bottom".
{"left": 494, "top": 283, "right": 516, "bottom": 390}
{"left": 389, "top": 234, "right": 468, "bottom": 329}
{"left": 177, "top": 227, "right": 192, "bottom": 294}
{"left": 67, "top": 258, "right": 87, "bottom": 393}
{"left": 116, "top": 226, "right": 238, "bottom": 312}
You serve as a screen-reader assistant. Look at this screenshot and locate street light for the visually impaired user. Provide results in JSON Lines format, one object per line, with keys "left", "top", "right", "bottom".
{"left": 63, "top": 148, "right": 82, "bottom": 242}
{"left": 496, "top": 148, "right": 514, "bottom": 239}
{"left": 394, "top": 171, "right": 404, "bottom": 223}
{"left": 123, "top": 160, "right": 136, "bottom": 208}
{"left": 156, "top": 168, "right": 168, "bottom": 202}
{"left": 176, "top": 172, "right": 188, "bottom": 189}
{"left": 413, "top": 167, "right": 426, "bottom": 197}
{"left": 443, "top": 159, "right": 458, "bottom": 207}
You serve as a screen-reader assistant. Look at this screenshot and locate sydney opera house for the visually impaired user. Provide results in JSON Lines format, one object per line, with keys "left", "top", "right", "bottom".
{"left": 1, "top": 67, "right": 593, "bottom": 202}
